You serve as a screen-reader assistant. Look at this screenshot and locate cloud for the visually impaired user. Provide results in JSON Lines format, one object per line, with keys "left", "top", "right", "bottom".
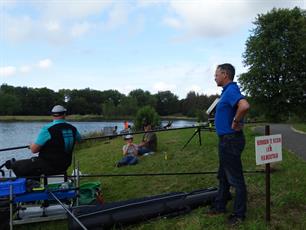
{"left": 0, "top": 66, "right": 16, "bottom": 77}
{"left": 41, "top": 1, "right": 112, "bottom": 20}
{"left": 104, "top": 3, "right": 130, "bottom": 29}
{"left": 70, "top": 21, "right": 92, "bottom": 37}
{"left": 38, "top": 59, "right": 53, "bottom": 69}
{"left": 1, "top": 1, "right": 113, "bottom": 44}
{"left": 1, "top": 14, "right": 35, "bottom": 42}
{"left": 165, "top": 0, "right": 305, "bottom": 38}
{"left": 45, "top": 20, "right": 61, "bottom": 32}
{"left": 153, "top": 81, "right": 177, "bottom": 92}
{"left": 20, "top": 65, "right": 31, "bottom": 74}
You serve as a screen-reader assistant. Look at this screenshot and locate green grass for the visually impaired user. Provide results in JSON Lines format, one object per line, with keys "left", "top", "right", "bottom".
{"left": 15, "top": 127, "right": 306, "bottom": 229}
{"left": 292, "top": 123, "right": 306, "bottom": 133}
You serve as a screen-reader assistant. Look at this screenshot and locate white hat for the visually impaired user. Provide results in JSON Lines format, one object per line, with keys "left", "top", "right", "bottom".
{"left": 51, "top": 105, "right": 67, "bottom": 114}
{"left": 124, "top": 134, "right": 133, "bottom": 140}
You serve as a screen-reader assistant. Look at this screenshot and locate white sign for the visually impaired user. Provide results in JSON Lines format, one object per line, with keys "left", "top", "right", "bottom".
{"left": 255, "top": 134, "right": 282, "bottom": 165}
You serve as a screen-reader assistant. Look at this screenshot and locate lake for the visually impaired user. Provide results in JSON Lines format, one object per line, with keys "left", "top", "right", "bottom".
{"left": 0, "top": 120, "right": 196, "bottom": 163}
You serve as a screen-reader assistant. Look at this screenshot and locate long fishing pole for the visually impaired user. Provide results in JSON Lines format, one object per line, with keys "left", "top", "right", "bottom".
{"left": 0, "top": 145, "right": 29, "bottom": 152}
{"left": 83, "top": 124, "right": 215, "bottom": 141}
{"left": 2, "top": 170, "right": 264, "bottom": 180}
{"left": 0, "top": 124, "right": 215, "bottom": 152}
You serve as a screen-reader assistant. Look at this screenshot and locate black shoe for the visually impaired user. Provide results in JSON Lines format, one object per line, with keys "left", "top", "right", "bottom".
{"left": 227, "top": 214, "right": 245, "bottom": 225}
{"left": 4, "top": 158, "right": 16, "bottom": 169}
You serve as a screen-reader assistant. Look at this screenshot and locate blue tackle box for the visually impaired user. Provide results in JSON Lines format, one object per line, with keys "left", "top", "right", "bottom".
{"left": 0, "top": 178, "right": 26, "bottom": 196}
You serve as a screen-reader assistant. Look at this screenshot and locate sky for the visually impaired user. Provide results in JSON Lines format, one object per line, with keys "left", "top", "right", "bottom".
{"left": 0, "top": 0, "right": 305, "bottom": 99}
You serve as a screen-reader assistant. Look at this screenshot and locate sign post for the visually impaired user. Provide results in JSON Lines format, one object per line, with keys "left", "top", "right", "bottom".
{"left": 255, "top": 125, "right": 282, "bottom": 223}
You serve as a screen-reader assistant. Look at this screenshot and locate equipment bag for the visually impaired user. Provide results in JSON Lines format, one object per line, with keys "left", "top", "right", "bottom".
{"left": 79, "top": 181, "right": 103, "bottom": 205}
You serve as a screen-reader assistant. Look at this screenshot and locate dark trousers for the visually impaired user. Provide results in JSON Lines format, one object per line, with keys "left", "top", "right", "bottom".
{"left": 117, "top": 155, "right": 138, "bottom": 166}
{"left": 11, "top": 157, "right": 66, "bottom": 177}
{"left": 214, "top": 132, "right": 247, "bottom": 218}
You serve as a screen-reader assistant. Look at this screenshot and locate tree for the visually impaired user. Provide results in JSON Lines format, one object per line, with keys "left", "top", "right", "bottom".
{"left": 116, "top": 96, "right": 138, "bottom": 116}
{"left": 129, "top": 89, "right": 157, "bottom": 108}
{"left": 0, "top": 92, "right": 21, "bottom": 115}
{"left": 155, "top": 91, "right": 179, "bottom": 115}
{"left": 239, "top": 7, "right": 306, "bottom": 121}
{"left": 134, "top": 106, "right": 160, "bottom": 130}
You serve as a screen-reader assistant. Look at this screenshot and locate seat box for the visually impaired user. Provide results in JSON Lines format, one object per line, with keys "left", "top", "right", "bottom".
{"left": 0, "top": 178, "right": 26, "bottom": 196}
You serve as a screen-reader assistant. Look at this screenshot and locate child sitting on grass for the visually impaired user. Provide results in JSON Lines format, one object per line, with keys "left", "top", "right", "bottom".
{"left": 116, "top": 135, "right": 138, "bottom": 167}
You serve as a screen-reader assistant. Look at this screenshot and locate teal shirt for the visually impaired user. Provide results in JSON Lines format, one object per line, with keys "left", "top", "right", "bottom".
{"left": 35, "top": 119, "right": 81, "bottom": 146}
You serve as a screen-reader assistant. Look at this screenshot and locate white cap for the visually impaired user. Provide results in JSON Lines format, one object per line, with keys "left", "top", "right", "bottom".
{"left": 51, "top": 105, "right": 67, "bottom": 114}
{"left": 124, "top": 134, "right": 133, "bottom": 140}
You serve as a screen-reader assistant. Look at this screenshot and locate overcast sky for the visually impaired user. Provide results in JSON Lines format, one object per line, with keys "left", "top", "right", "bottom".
{"left": 1, "top": 0, "right": 305, "bottom": 99}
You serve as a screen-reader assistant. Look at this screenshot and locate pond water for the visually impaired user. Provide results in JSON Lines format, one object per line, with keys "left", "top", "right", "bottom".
{"left": 0, "top": 120, "right": 196, "bottom": 163}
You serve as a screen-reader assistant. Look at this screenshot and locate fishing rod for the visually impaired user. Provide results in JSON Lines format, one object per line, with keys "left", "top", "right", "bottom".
{"left": 2, "top": 170, "right": 264, "bottom": 180}
{"left": 0, "top": 125, "right": 215, "bottom": 152}
{"left": 83, "top": 124, "right": 215, "bottom": 141}
{"left": 0, "top": 145, "right": 29, "bottom": 152}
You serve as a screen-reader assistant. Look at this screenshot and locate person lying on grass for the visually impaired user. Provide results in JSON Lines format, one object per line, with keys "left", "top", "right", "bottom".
{"left": 116, "top": 135, "right": 138, "bottom": 167}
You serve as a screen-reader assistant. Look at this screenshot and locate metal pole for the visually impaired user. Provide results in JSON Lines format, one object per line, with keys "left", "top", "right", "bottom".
{"left": 198, "top": 127, "right": 202, "bottom": 146}
{"left": 76, "top": 161, "right": 80, "bottom": 206}
{"left": 265, "top": 125, "right": 271, "bottom": 223}
{"left": 49, "top": 191, "right": 87, "bottom": 230}
{"left": 9, "top": 170, "right": 13, "bottom": 230}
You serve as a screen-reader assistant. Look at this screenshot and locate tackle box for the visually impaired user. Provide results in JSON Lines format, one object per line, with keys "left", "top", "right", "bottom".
{"left": 0, "top": 178, "right": 26, "bottom": 196}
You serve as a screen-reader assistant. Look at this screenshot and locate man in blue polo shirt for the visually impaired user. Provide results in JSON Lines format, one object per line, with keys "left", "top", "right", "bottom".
{"left": 208, "top": 63, "right": 250, "bottom": 225}
{"left": 7, "top": 105, "right": 81, "bottom": 177}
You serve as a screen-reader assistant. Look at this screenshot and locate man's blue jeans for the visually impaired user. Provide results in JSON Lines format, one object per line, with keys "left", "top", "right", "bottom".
{"left": 214, "top": 132, "right": 247, "bottom": 218}
{"left": 138, "top": 147, "right": 152, "bottom": 156}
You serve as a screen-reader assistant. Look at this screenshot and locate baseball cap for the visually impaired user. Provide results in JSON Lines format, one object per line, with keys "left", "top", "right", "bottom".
{"left": 51, "top": 105, "right": 67, "bottom": 115}
{"left": 124, "top": 134, "right": 133, "bottom": 140}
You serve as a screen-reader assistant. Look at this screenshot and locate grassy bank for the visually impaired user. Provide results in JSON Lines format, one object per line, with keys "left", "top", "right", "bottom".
{"left": 292, "top": 123, "right": 306, "bottom": 133}
{"left": 0, "top": 115, "right": 195, "bottom": 122}
{"left": 15, "top": 126, "right": 306, "bottom": 229}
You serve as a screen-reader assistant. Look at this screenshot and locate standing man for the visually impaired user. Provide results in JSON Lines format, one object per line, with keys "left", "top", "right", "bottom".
{"left": 209, "top": 63, "right": 250, "bottom": 225}
{"left": 6, "top": 105, "right": 81, "bottom": 177}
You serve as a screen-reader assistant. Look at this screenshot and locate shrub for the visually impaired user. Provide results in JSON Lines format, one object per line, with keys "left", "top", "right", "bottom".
{"left": 134, "top": 106, "right": 160, "bottom": 130}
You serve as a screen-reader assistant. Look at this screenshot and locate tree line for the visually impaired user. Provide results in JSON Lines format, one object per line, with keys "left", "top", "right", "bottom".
{"left": 0, "top": 84, "right": 218, "bottom": 120}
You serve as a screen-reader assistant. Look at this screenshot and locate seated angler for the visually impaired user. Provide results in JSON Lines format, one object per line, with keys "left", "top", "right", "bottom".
{"left": 137, "top": 122, "right": 157, "bottom": 156}
{"left": 5, "top": 105, "right": 81, "bottom": 177}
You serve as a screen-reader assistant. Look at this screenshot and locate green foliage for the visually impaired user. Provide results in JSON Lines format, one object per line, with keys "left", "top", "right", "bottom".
{"left": 0, "top": 92, "right": 21, "bottom": 115}
{"left": 129, "top": 89, "right": 157, "bottom": 108}
{"left": 240, "top": 7, "right": 306, "bottom": 121}
{"left": 134, "top": 106, "right": 160, "bottom": 130}
{"left": 181, "top": 92, "right": 219, "bottom": 119}
{"left": 0, "top": 84, "right": 220, "bottom": 118}
{"left": 155, "top": 91, "right": 180, "bottom": 116}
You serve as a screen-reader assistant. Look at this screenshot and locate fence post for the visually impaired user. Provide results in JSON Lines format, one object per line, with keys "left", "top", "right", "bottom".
{"left": 265, "top": 125, "right": 271, "bottom": 223}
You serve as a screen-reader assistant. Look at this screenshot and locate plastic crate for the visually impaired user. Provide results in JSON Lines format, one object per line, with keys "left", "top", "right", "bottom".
{"left": 0, "top": 178, "right": 26, "bottom": 197}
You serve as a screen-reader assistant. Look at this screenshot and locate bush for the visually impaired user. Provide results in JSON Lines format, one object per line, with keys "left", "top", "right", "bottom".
{"left": 134, "top": 106, "right": 160, "bottom": 130}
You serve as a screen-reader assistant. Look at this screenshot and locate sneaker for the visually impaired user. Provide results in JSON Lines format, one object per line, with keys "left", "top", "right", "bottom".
{"left": 227, "top": 214, "right": 245, "bottom": 225}
{"left": 4, "top": 158, "right": 16, "bottom": 169}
